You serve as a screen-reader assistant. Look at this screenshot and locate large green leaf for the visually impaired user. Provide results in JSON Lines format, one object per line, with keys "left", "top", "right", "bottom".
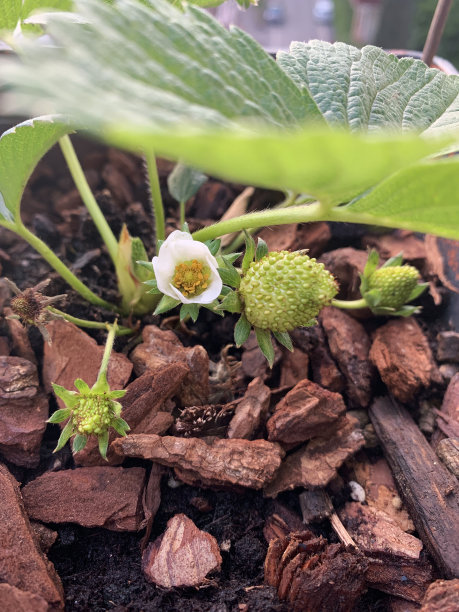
{"left": 0, "top": 116, "right": 73, "bottom": 224}
{"left": 106, "top": 125, "right": 449, "bottom": 205}
{"left": 277, "top": 41, "right": 459, "bottom": 133}
{"left": 8, "top": 0, "right": 320, "bottom": 129}
{"left": 340, "top": 158, "right": 459, "bottom": 239}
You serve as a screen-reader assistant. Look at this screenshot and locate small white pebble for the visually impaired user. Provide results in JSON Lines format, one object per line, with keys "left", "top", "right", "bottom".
{"left": 167, "top": 476, "right": 183, "bottom": 489}
{"left": 392, "top": 496, "right": 402, "bottom": 510}
{"left": 349, "top": 480, "right": 366, "bottom": 503}
{"left": 220, "top": 539, "right": 231, "bottom": 552}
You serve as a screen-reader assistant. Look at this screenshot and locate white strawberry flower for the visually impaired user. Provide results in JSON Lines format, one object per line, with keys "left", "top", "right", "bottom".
{"left": 152, "top": 230, "right": 222, "bottom": 304}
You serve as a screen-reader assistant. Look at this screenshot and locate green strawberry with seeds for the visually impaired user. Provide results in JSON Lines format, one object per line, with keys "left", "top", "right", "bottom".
{"left": 238, "top": 250, "right": 338, "bottom": 332}
{"left": 367, "top": 265, "right": 420, "bottom": 309}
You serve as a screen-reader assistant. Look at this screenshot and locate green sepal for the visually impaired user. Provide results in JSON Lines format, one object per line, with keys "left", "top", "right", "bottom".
{"left": 91, "top": 371, "right": 110, "bottom": 394}
{"left": 273, "top": 331, "right": 293, "bottom": 352}
{"left": 255, "top": 238, "right": 268, "bottom": 261}
{"left": 221, "top": 252, "right": 242, "bottom": 266}
{"left": 407, "top": 282, "right": 429, "bottom": 301}
{"left": 204, "top": 239, "right": 221, "bottom": 256}
{"left": 220, "top": 285, "right": 232, "bottom": 297}
{"left": 363, "top": 289, "right": 382, "bottom": 309}
{"left": 180, "top": 303, "right": 200, "bottom": 322}
{"left": 112, "top": 417, "right": 130, "bottom": 436}
{"left": 154, "top": 294, "right": 180, "bottom": 315}
{"left": 201, "top": 300, "right": 224, "bottom": 316}
{"left": 217, "top": 290, "right": 242, "bottom": 313}
{"left": 363, "top": 249, "right": 380, "bottom": 278}
{"left": 74, "top": 378, "right": 91, "bottom": 394}
{"left": 218, "top": 266, "right": 241, "bottom": 289}
{"left": 382, "top": 252, "right": 404, "bottom": 268}
{"left": 53, "top": 419, "right": 75, "bottom": 453}
{"left": 111, "top": 401, "right": 123, "bottom": 417}
{"left": 254, "top": 327, "right": 275, "bottom": 368}
{"left": 234, "top": 313, "right": 251, "bottom": 347}
{"left": 156, "top": 239, "right": 164, "bottom": 251}
{"left": 108, "top": 389, "right": 127, "bottom": 399}
{"left": 52, "top": 383, "right": 79, "bottom": 409}
{"left": 390, "top": 305, "right": 420, "bottom": 317}
{"left": 136, "top": 260, "right": 155, "bottom": 273}
{"left": 47, "top": 407, "right": 72, "bottom": 424}
{"left": 72, "top": 434, "right": 88, "bottom": 453}
{"left": 241, "top": 231, "right": 256, "bottom": 274}
{"left": 181, "top": 221, "right": 190, "bottom": 233}
{"left": 98, "top": 430, "right": 110, "bottom": 460}
{"left": 131, "top": 237, "right": 151, "bottom": 282}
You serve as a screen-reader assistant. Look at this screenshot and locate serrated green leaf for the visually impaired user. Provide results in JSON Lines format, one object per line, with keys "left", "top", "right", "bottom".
{"left": 0, "top": 117, "right": 73, "bottom": 225}
{"left": 234, "top": 313, "right": 251, "bottom": 347}
{"left": 168, "top": 162, "right": 207, "bottom": 203}
{"left": 241, "top": 231, "right": 255, "bottom": 274}
{"left": 154, "top": 294, "right": 180, "bottom": 315}
{"left": 47, "top": 407, "right": 72, "bottom": 423}
{"left": 254, "top": 327, "right": 275, "bottom": 368}
{"left": 180, "top": 303, "right": 200, "bottom": 322}
{"left": 52, "top": 382, "right": 79, "bottom": 408}
{"left": 277, "top": 41, "right": 459, "bottom": 133}
{"left": 273, "top": 331, "right": 293, "bottom": 352}
{"left": 72, "top": 433, "right": 87, "bottom": 453}
{"left": 53, "top": 418, "right": 74, "bottom": 452}
{"left": 255, "top": 238, "right": 269, "bottom": 261}
{"left": 344, "top": 158, "right": 459, "bottom": 241}
{"left": 218, "top": 266, "right": 241, "bottom": 288}
{"left": 217, "top": 290, "right": 242, "bottom": 313}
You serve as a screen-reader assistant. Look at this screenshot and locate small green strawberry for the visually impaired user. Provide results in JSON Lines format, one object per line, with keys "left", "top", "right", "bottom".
{"left": 238, "top": 250, "right": 338, "bottom": 333}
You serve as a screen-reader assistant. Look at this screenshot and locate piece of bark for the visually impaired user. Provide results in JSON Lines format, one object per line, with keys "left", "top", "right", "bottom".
{"left": 76, "top": 363, "right": 187, "bottom": 466}
{"left": 319, "top": 247, "right": 369, "bottom": 301}
{"left": 264, "top": 415, "right": 364, "bottom": 497}
{"left": 42, "top": 320, "right": 132, "bottom": 401}
{"left": 22, "top": 466, "right": 146, "bottom": 531}
{"left": 227, "top": 377, "right": 270, "bottom": 439}
{"left": 420, "top": 579, "right": 459, "bottom": 611}
{"left": 267, "top": 379, "right": 346, "bottom": 445}
{"left": 130, "top": 325, "right": 209, "bottom": 406}
{"left": 241, "top": 331, "right": 282, "bottom": 380}
{"left": 0, "top": 335, "right": 10, "bottom": 355}
{"left": 299, "top": 489, "right": 334, "bottom": 523}
{"left": 436, "top": 438, "right": 459, "bottom": 478}
{"left": 142, "top": 514, "right": 222, "bottom": 587}
{"left": 351, "top": 456, "right": 414, "bottom": 532}
{"left": 436, "top": 331, "right": 459, "bottom": 363}
{"left": 370, "top": 397, "right": 459, "bottom": 578}
{"left": 113, "top": 434, "right": 284, "bottom": 490}
{"left": 362, "top": 232, "right": 426, "bottom": 267}
{"left": 264, "top": 530, "right": 368, "bottom": 612}
{"left": 0, "top": 464, "right": 64, "bottom": 609}
{"left": 0, "top": 356, "right": 48, "bottom": 467}
{"left": 432, "top": 373, "right": 459, "bottom": 449}
{"left": 4, "top": 308, "right": 37, "bottom": 364}
{"left": 389, "top": 597, "right": 421, "bottom": 612}
{"left": 173, "top": 404, "right": 234, "bottom": 438}
{"left": 30, "top": 522, "right": 58, "bottom": 554}
{"left": 140, "top": 464, "right": 162, "bottom": 549}
{"left": 320, "top": 307, "right": 374, "bottom": 407}
{"left": 0, "top": 584, "right": 48, "bottom": 612}
{"left": 279, "top": 347, "right": 309, "bottom": 388}
{"left": 263, "top": 503, "right": 305, "bottom": 543}
{"left": 370, "top": 319, "right": 441, "bottom": 404}
{"left": 258, "top": 222, "right": 330, "bottom": 257}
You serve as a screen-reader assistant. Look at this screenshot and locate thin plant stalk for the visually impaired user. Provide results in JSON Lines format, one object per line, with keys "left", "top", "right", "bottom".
{"left": 96, "top": 321, "right": 117, "bottom": 383}
{"left": 331, "top": 298, "right": 367, "bottom": 310}
{"left": 47, "top": 307, "right": 133, "bottom": 335}
{"left": 179, "top": 200, "right": 186, "bottom": 227}
{"left": 15, "top": 221, "right": 119, "bottom": 311}
{"left": 422, "top": 0, "right": 453, "bottom": 66}
{"left": 144, "top": 150, "right": 165, "bottom": 243}
{"left": 59, "top": 135, "right": 118, "bottom": 264}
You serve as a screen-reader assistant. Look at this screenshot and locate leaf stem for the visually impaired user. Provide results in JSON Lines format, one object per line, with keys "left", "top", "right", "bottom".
{"left": 97, "top": 321, "right": 118, "bottom": 384}
{"left": 144, "top": 151, "right": 165, "bottom": 243}
{"left": 47, "top": 307, "right": 134, "bottom": 335}
{"left": 331, "top": 298, "right": 367, "bottom": 310}
{"left": 15, "top": 222, "right": 119, "bottom": 312}
{"left": 59, "top": 135, "right": 118, "bottom": 264}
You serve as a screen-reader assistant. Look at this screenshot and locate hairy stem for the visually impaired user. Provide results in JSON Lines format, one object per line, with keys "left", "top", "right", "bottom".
{"left": 144, "top": 151, "right": 165, "bottom": 243}
{"left": 332, "top": 298, "right": 367, "bottom": 310}
{"left": 47, "top": 307, "right": 133, "bottom": 335}
{"left": 15, "top": 222, "right": 119, "bottom": 312}
{"left": 59, "top": 135, "right": 118, "bottom": 264}
{"left": 97, "top": 321, "right": 118, "bottom": 384}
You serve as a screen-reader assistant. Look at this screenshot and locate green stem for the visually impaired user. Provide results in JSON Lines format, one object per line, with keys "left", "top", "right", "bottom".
{"left": 144, "top": 150, "right": 165, "bottom": 243}
{"left": 15, "top": 222, "right": 119, "bottom": 312}
{"left": 97, "top": 322, "right": 118, "bottom": 384}
{"left": 47, "top": 307, "right": 133, "bottom": 335}
{"left": 179, "top": 200, "right": 186, "bottom": 227}
{"left": 59, "top": 135, "right": 118, "bottom": 264}
{"left": 332, "top": 298, "right": 368, "bottom": 310}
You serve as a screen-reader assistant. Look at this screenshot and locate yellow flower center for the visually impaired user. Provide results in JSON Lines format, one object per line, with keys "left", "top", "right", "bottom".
{"left": 173, "top": 259, "right": 211, "bottom": 297}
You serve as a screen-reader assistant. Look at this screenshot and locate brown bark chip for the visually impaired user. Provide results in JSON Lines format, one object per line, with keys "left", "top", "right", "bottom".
{"left": 22, "top": 466, "right": 146, "bottom": 531}
{"left": 142, "top": 513, "right": 222, "bottom": 588}
{"left": 264, "top": 415, "right": 364, "bottom": 496}
{"left": 0, "top": 584, "right": 48, "bottom": 612}
{"left": 130, "top": 325, "right": 209, "bottom": 406}
{"left": 42, "top": 320, "right": 132, "bottom": 402}
{"left": 370, "top": 318, "right": 441, "bottom": 404}
{"left": 227, "top": 377, "right": 270, "bottom": 439}
{"left": 420, "top": 579, "right": 459, "bottom": 612}
{"left": 112, "top": 434, "right": 284, "bottom": 489}
{"left": 319, "top": 247, "right": 369, "bottom": 301}
{"left": 4, "top": 308, "right": 37, "bottom": 364}
{"left": 432, "top": 373, "right": 459, "bottom": 448}
{"left": 0, "top": 464, "right": 64, "bottom": 609}
{"left": 0, "top": 356, "right": 48, "bottom": 467}
{"left": 436, "top": 331, "right": 459, "bottom": 363}
{"left": 320, "top": 307, "right": 374, "bottom": 407}
{"left": 266, "top": 379, "right": 346, "bottom": 445}
{"left": 264, "top": 531, "right": 367, "bottom": 612}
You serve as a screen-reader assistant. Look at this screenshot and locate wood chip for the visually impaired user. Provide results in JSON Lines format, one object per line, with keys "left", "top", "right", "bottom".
{"left": 227, "top": 377, "right": 270, "bottom": 439}
{"left": 420, "top": 579, "right": 459, "bottom": 611}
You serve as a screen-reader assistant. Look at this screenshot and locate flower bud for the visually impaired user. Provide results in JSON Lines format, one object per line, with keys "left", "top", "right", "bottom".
{"left": 238, "top": 251, "right": 338, "bottom": 332}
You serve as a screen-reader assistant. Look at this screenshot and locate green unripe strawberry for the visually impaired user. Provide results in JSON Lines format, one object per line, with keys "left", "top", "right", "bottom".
{"left": 238, "top": 251, "right": 338, "bottom": 332}
{"left": 368, "top": 265, "right": 419, "bottom": 309}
